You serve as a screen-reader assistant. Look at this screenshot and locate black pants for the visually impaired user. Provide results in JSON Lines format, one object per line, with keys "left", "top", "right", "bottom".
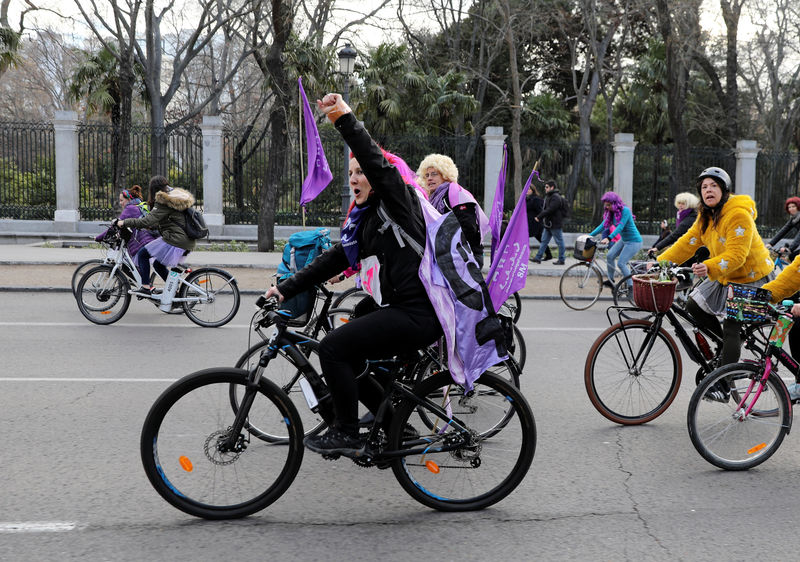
{"left": 135, "top": 247, "right": 169, "bottom": 285}
{"left": 686, "top": 298, "right": 742, "bottom": 365}
{"left": 318, "top": 299, "right": 442, "bottom": 436}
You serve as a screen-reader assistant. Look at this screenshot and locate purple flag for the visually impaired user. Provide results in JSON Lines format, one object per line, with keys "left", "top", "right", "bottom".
{"left": 298, "top": 77, "right": 333, "bottom": 206}
{"left": 486, "top": 169, "right": 533, "bottom": 310}
{"left": 488, "top": 144, "right": 507, "bottom": 257}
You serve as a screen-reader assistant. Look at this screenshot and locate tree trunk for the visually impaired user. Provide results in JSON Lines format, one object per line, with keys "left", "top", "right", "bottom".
{"left": 257, "top": 0, "right": 293, "bottom": 252}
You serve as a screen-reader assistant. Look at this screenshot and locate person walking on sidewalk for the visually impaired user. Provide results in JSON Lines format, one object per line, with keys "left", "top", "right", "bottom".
{"left": 526, "top": 184, "right": 552, "bottom": 262}
{"left": 532, "top": 180, "right": 568, "bottom": 264}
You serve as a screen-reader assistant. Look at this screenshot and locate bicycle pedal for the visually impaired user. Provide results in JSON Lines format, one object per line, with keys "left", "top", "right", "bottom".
{"left": 321, "top": 453, "right": 341, "bottom": 461}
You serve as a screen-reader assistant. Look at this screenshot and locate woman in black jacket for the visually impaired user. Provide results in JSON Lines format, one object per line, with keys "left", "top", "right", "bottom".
{"left": 649, "top": 192, "right": 700, "bottom": 254}
{"left": 265, "top": 93, "right": 443, "bottom": 457}
{"left": 766, "top": 196, "right": 800, "bottom": 260}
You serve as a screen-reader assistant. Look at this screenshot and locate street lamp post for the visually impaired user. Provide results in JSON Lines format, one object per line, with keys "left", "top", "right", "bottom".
{"left": 337, "top": 43, "right": 357, "bottom": 220}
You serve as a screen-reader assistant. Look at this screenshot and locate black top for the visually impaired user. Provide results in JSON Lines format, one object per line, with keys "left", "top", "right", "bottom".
{"left": 768, "top": 214, "right": 800, "bottom": 252}
{"left": 536, "top": 189, "right": 565, "bottom": 229}
{"left": 278, "top": 113, "right": 428, "bottom": 306}
{"left": 654, "top": 208, "right": 698, "bottom": 251}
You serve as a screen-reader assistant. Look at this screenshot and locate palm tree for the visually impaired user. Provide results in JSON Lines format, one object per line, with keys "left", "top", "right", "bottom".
{"left": 0, "top": 26, "right": 21, "bottom": 80}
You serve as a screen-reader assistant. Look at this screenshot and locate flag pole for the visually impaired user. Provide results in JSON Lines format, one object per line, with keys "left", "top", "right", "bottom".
{"left": 299, "top": 81, "right": 306, "bottom": 227}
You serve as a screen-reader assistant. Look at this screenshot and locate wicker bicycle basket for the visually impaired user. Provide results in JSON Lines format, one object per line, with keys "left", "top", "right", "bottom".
{"left": 725, "top": 283, "right": 772, "bottom": 323}
{"left": 632, "top": 274, "right": 678, "bottom": 313}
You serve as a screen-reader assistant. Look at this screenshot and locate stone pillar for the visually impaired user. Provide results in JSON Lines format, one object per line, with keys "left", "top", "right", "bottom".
{"left": 612, "top": 133, "right": 637, "bottom": 204}
{"left": 200, "top": 115, "right": 225, "bottom": 234}
{"left": 735, "top": 140, "right": 759, "bottom": 199}
{"left": 482, "top": 126, "right": 507, "bottom": 220}
{"left": 53, "top": 110, "right": 80, "bottom": 231}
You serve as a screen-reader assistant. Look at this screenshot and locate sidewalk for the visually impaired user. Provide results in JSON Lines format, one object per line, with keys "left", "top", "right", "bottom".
{"left": 0, "top": 243, "right": 575, "bottom": 297}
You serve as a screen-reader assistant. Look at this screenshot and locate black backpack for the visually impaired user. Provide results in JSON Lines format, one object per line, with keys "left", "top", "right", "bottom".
{"left": 559, "top": 194, "right": 571, "bottom": 218}
{"left": 182, "top": 207, "right": 209, "bottom": 239}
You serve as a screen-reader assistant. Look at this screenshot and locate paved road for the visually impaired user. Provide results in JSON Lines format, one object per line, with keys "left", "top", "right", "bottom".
{"left": 2, "top": 293, "right": 800, "bottom": 561}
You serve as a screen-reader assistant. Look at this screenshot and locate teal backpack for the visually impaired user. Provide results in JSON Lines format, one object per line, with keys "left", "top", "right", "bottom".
{"left": 277, "top": 228, "right": 332, "bottom": 321}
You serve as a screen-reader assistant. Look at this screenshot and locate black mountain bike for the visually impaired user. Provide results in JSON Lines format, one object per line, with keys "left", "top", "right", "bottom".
{"left": 141, "top": 299, "right": 536, "bottom": 518}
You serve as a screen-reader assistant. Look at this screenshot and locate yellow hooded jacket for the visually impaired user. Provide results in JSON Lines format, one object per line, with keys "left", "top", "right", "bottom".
{"left": 762, "top": 254, "right": 800, "bottom": 302}
{"left": 658, "top": 194, "right": 773, "bottom": 285}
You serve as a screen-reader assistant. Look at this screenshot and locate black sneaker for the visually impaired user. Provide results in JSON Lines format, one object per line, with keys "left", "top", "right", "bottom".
{"left": 531, "top": 258, "right": 542, "bottom": 264}
{"left": 602, "top": 280, "right": 614, "bottom": 289}
{"left": 553, "top": 260, "right": 565, "bottom": 265}
{"left": 704, "top": 383, "right": 730, "bottom": 403}
{"left": 304, "top": 428, "right": 363, "bottom": 457}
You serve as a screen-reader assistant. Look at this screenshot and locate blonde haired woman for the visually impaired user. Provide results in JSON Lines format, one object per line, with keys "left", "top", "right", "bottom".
{"left": 649, "top": 191, "right": 701, "bottom": 254}
{"left": 417, "top": 153, "right": 488, "bottom": 266}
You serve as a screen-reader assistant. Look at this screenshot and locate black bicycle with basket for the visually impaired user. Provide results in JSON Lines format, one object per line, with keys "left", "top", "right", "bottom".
{"left": 583, "top": 256, "right": 774, "bottom": 425}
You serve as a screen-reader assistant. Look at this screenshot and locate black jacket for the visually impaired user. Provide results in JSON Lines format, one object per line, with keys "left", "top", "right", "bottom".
{"left": 768, "top": 214, "right": 800, "bottom": 252}
{"left": 654, "top": 208, "right": 698, "bottom": 251}
{"left": 278, "top": 113, "right": 428, "bottom": 306}
{"left": 526, "top": 195, "right": 545, "bottom": 239}
{"left": 537, "top": 189, "right": 565, "bottom": 229}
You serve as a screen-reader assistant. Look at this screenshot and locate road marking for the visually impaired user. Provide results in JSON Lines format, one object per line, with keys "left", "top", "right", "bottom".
{"left": 0, "top": 321, "right": 250, "bottom": 329}
{"left": 0, "top": 522, "right": 77, "bottom": 533}
{"left": 0, "top": 378, "right": 176, "bottom": 382}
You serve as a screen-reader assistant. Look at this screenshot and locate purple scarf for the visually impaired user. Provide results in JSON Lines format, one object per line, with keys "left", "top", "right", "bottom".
{"left": 430, "top": 182, "right": 451, "bottom": 214}
{"left": 341, "top": 203, "right": 370, "bottom": 267}
{"left": 677, "top": 207, "right": 693, "bottom": 224}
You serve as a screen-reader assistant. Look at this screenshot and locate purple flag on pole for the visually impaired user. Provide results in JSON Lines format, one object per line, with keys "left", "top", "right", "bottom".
{"left": 486, "top": 169, "right": 533, "bottom": 311}
{"left": 298, "top": 77, "right": 333, "bottom": 206}
{"left": 488, "top": 144, "right": 507, "bottom": 257}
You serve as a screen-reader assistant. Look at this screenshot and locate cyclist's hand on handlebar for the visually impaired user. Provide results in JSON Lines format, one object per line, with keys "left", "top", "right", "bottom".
{"left": 647, "top": 248, "right": 658, "bottom": 259}
{"left": 264, "top": 285, "right": 284, "bottom": 303}
{"left": 328, "top": 273, "right": 345, "bottom": 284}
{"left": 600, "top": 238, "right": 609, "bottom": 245}
{"left": 691, "top": 262, "right": 708, "bottom": 277}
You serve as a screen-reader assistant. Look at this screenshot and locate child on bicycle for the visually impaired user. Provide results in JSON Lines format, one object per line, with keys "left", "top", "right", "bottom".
{"left": 264, "top": 93, "right": 445, "bottom": 457}
{"left": 118, "top": 175, "right": 196, "bottom": 295}
{"left": 657, "top": 167, "right": 773, "bottom": 400}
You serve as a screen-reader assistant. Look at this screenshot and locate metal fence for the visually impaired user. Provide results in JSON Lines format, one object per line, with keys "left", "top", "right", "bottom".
{"left": 516, "top": 139, "right": 611, "bottom": 232}
{"left": 221, "top": 127, "right": 486, "bottom": 227}
{"left": 4, "top": 118, "right": 800, "bottom": 236}
{"left": 0, "top": 121, "right": 55, "bottom": 220}
{"left": 77, "top": 123, "right": 204, "bottom": 221}
{"left": 633, "top": 145, "right": 737, "bottom": 235}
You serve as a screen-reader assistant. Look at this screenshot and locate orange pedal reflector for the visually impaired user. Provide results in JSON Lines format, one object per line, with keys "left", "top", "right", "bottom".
{"left": 198, "top": 280, "right": 208, "bottom": 284}
{"left": 748, "top": 443, "right": 767, "bottom": 455}
{"left": 101, "top": 311, "right": 111, "bottom": 315}
{"left": 425, "top": 460, "right": 440, "bottom": 474}
{"left": 179, "top": 455, "right": 194, "bottom": 472}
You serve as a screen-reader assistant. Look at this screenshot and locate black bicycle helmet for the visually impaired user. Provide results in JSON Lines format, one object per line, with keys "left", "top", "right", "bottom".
{"left": 697, "top": 167, "right": 732, "bottom": 193}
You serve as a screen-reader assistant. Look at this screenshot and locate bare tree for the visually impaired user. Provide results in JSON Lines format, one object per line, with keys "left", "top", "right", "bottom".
{"left": 692, "top": 0, "right": 744, "bottom": 144}
{"left": 654, "top": 0, "right": 701, "bottom": 193}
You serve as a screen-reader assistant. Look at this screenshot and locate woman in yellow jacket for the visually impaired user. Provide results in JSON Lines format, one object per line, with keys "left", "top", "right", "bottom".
{"left": 762, "top": 258, "right": 800, "bottom": 398}
{"left": 658, "top": 167, "right": 773, "bottom": 399}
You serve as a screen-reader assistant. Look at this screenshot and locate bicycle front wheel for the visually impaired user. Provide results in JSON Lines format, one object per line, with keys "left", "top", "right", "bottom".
{"left": 390, "top": 371, "right": 536, "bottom": 511}
{"left": 75, "top": 265, "right": 131, "bottom": 324}
{"left": 234, "top": 341, "right": 328, "bottom": 441}
{"left": 509, "top": 324, "right": 527, "bottom": 369}
{"left": 687, "top": 363, "right": 790, "bottom": 471}
{"left": 180, "top": 268, "right": 241, "bottom": 327}
{"left": 140, "top": 368, "right": 304, "bottom": 519}
{"left": 585, "top": 319, "right": 682, "bottom": 424}
{"left": 331, "top": 286, "right": 367, "bottom": 310}
{"left": 559, "top": 262, "right": 602, "bottom": 310}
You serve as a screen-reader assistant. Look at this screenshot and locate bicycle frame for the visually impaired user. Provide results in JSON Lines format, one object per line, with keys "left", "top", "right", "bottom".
{"left": 233, "top": 308, "right": 471, "bottom": 459}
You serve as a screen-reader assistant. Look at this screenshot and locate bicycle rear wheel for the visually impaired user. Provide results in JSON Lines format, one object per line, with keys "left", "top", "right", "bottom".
{"left": 75, "top": 265, "right": 131, "bottom": 324}
{"left": 585, "top": 319, "right": 682, "bottom": 424}
{"left": 140, "top": 368, "right": 304, "bottom": 519}
{"left": 390, "top": 371, "right": 535, "bottom": 511}
{"left": 687, "top": 363, "right": 790, "bottom": 471}
{"left": 559, "top": 262, "right": 602, "bottom": 310}
{"left": 180, "top": 268, "right": 241, "bottom": 327}
{"left": 332, "top": 287, "right": 367, "bottom": 310}
{"left": 509, "top": 324, "right": 527, "bottom": 369}
{"left": 234, "top": 341, "right": 328, "bottom": 441}
{"left": 71, "top": 259, "right": 104, "bottom": 297}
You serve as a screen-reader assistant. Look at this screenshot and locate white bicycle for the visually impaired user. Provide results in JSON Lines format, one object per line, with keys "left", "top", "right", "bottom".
{"left": 74, "top": 224, "right": 240, "bottom": 327}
